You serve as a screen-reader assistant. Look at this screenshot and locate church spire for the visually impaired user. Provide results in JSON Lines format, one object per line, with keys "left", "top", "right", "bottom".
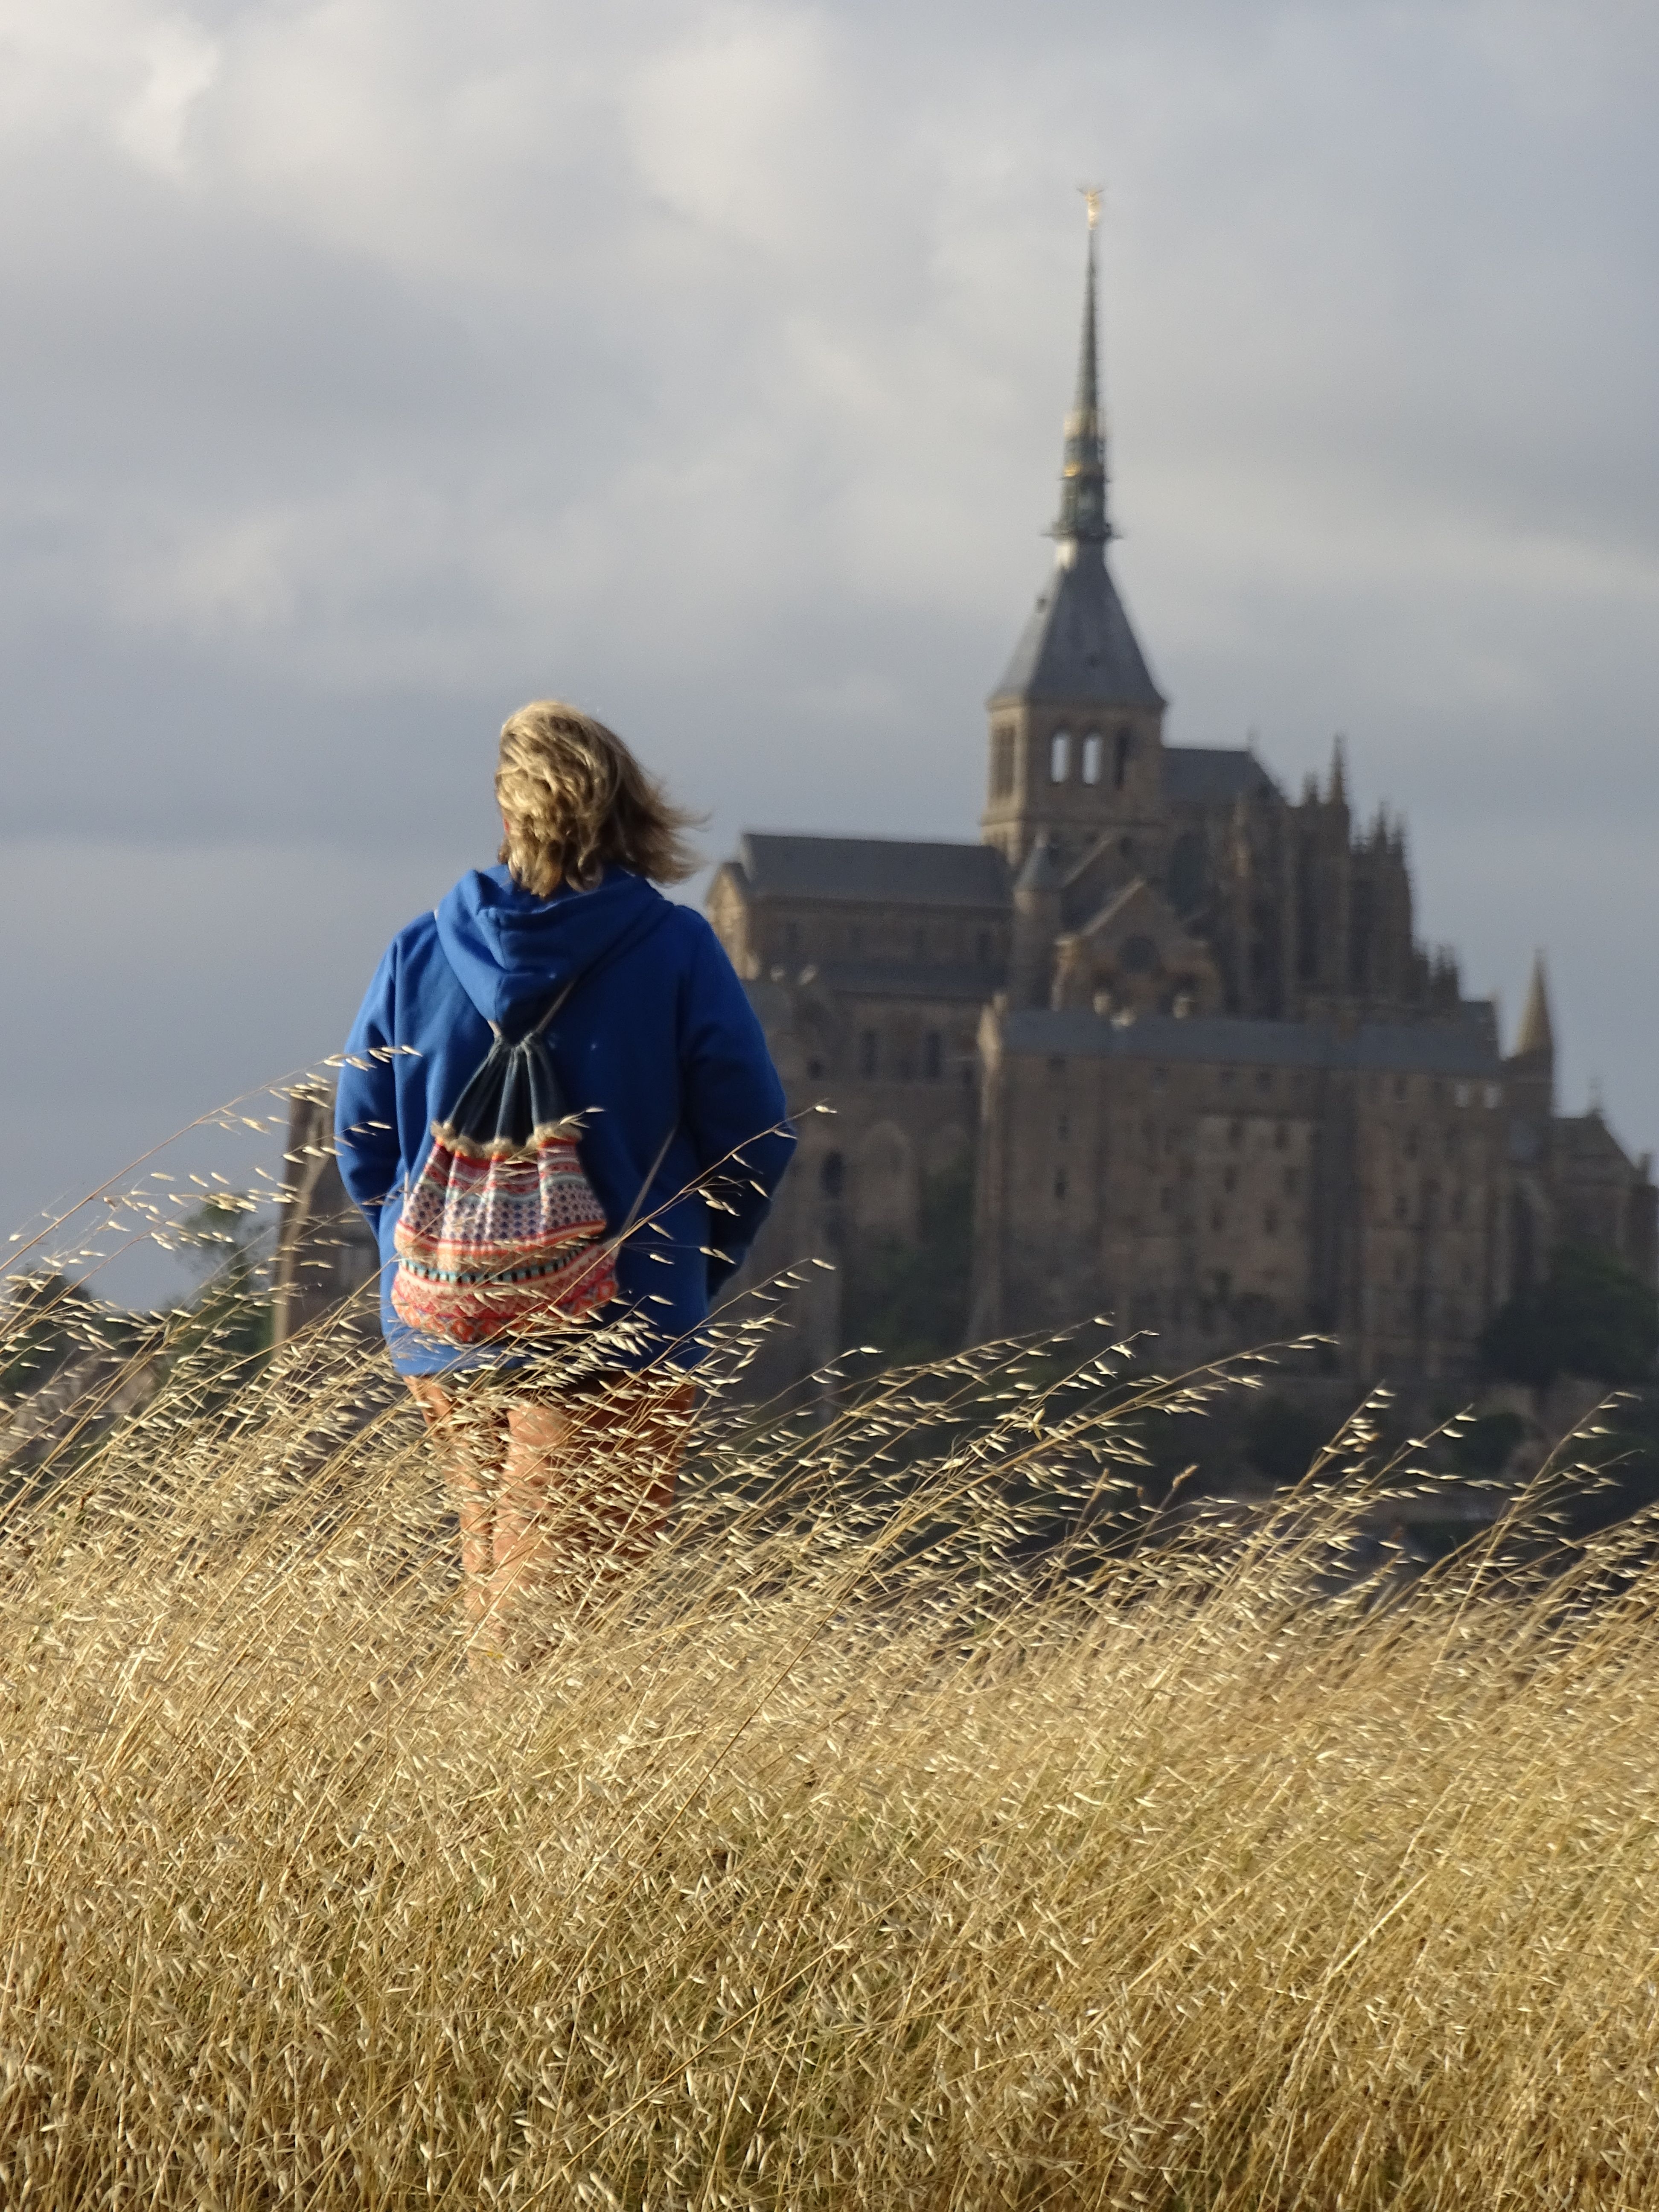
{"left": 986, "top": 195, "right": 1164, "bottom": 735}
{"left": 1053, "top": 189, "right": 1111, "bottom": 554}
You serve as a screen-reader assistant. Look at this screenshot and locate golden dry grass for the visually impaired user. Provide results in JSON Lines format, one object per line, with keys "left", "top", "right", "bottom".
{"left": 2, "top": 1289, "right": 1658, "bottom": 2209}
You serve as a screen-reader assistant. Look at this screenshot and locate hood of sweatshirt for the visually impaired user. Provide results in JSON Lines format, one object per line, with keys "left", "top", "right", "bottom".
{"left": 434, "top": 863, "right": 671, "bottom": 1030}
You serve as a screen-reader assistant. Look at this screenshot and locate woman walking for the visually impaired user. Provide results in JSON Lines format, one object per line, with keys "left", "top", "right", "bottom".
{"left": 334, "top": 701, "right": 794, "bottom": 1649}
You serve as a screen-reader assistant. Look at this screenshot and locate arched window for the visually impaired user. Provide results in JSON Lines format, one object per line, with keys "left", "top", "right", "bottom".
{"left": 1082, "top": 731, "right": 1103, "bottom": 784}
{"left": 923, "top": 1031, "right": 942, "bottom": 1081}
{"left": 1050, "top": 730, "right": 1071, "bottom": 783}
{"left": 821, "top": 1151, "right": 845, "bottom": 1198}
{"left": 859, "top": 1030, "right": 878, "bottom": 1078}
{"left": 1113, "top": 725, "right": 1135, "bottom": 789}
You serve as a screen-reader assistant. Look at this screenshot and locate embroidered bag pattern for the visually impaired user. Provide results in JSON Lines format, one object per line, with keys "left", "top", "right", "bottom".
{"left": 391, "top": 978, "right": 615, "bottom": 1345}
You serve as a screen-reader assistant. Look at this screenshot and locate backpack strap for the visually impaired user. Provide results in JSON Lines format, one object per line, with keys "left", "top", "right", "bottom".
{"left": 607, "top": 1118, "right": 681, "bottom": 1250}
{"left": 528, "top": 974, "right": 582, "bottom": 1039}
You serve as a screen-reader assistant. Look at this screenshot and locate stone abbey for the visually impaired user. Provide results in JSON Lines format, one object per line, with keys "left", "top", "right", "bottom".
{"left": 706, "top": 215, "right": 1656, "bottom": 1383}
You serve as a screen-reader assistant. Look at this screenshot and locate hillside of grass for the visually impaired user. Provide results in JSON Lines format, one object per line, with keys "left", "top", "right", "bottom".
{"left": 3, "top": 1261, "right": 1659, "bottom": 2207}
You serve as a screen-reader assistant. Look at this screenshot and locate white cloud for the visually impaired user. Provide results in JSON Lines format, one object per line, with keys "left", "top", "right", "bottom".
{"left": 624, "top": 9, "right": 841, "bottom": 256}
{"left": 116, "top": 13, "right": 219, "bottom": 175}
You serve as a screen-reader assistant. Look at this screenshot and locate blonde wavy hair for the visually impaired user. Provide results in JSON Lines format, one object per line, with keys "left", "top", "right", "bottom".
{"left": 495, "top": 700, "right": 701, "bottom": 896}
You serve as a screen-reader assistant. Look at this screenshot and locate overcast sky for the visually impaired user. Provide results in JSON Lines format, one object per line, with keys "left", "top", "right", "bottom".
{"left": 3, "top": 0, "right": 1657, "bottom": 1295}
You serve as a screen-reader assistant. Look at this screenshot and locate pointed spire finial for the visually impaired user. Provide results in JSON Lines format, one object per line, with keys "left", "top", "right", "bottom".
{"left": 1052, "top": 190, "right": 1111, "bottom": 557}
{"left": 1515, "top": 950, "right": 1554, "bottom": 1060}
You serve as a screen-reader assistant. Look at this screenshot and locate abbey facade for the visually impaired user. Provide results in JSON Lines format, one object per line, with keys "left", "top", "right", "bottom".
{"left": 708, "top": 221, "right": 1656, "bottom": 1384}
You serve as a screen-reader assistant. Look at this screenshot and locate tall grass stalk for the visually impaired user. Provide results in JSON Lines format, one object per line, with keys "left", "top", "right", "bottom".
{"left": 1, "top": 1281, "right": 1656, "bottom": 2209}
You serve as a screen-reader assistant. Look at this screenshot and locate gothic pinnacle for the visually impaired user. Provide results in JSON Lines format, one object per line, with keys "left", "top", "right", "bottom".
{"left": 1515, "top": 951, "right": 1554, "bottom": 1060}
{"left": 1327, "top": 736, "right": 1348, "bottom": 809}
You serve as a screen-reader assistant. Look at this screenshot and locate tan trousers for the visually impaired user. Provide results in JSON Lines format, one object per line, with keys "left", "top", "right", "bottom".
{"left": 406, "top": 1371, "right": 696, "bottom": 1645}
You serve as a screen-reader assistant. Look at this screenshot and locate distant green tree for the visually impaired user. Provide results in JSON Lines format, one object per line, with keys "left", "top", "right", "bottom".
{"left": 1481, "top": 1243, "right": 1659, "bottom": 1389}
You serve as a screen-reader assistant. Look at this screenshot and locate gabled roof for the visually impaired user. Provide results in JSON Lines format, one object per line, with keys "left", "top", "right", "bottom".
{"left": 1162, "top": 747, "right": 1282, "bottom": 807}
{"left": 1064, "top": 876, "right": 1183, "bottom": 944}
{"left": 731, "top": 834, "right": 1011, "bottom": 911}
{"left": 990, "top": 550, "right": 1164, "bottom": 709}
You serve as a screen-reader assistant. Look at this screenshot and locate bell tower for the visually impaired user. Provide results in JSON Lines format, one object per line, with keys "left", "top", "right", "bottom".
{"left": 982, "top": 194, "right": 1167, "bottom": 876}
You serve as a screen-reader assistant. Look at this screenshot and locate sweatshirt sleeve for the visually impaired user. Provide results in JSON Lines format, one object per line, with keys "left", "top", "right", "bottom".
{"left": 334, "top": 944, "right": 404, "bottom": 1221}
{"left": 678, "top": 923, "right": 797, "bottom": 1294}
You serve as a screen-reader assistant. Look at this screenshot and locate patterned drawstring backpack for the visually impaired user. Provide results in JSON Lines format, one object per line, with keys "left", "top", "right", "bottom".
{"left": 391, "top": 976, "right": 617, "bottom": 1346}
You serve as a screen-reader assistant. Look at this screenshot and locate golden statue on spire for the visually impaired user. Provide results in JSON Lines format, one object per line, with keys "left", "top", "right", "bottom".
{"left": 1081, "top": 183, "right": 1103, "bottom": 231}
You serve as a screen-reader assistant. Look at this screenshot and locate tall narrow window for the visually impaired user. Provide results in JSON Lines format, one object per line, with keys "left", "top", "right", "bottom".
{"left": 859, "top": 1030, "right": 878, "bottom": 1078}
{"left": 1082, "top": 731, "right": 1103, "bottom": 784}
{"left": 923, "top": 1031, "right": 942, "bottom": 1080}
{"left": 1113, "top": 725, "right": 1135, "bottom": 790}
{"left": 1050, "top": 729, "right": 1071, "bottom": 783}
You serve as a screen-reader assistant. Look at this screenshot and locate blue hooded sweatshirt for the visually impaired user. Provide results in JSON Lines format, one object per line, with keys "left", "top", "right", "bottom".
{"left": 333, "top": 864, "right": 794, "bottom": 1377}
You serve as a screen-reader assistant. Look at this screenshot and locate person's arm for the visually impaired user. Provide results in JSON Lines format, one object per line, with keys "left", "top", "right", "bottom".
{"left": 333, "top": 944, "right": 405, "bottom": 1223}
{"left": 679, "top": 925, "right": 796, "bottom": 1294}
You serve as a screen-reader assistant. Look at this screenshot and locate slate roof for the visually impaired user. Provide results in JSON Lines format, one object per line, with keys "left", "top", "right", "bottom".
{"left": 990, "top": 549, "right": 1164, "bottom": 708}
{"left": 1162, "top": 747, "right": 1283, "bottom": 807}
{"left": 999, "top": 1008, "right": 1502, "bottom": 1078}
{"left": 732, "top": 834, "right": 1011, "bottom": 911}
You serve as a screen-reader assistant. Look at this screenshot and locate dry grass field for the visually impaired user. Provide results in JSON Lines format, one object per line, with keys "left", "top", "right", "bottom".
{"left": 3, "top": 1276, "right": 1658, "bottom": 2209}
